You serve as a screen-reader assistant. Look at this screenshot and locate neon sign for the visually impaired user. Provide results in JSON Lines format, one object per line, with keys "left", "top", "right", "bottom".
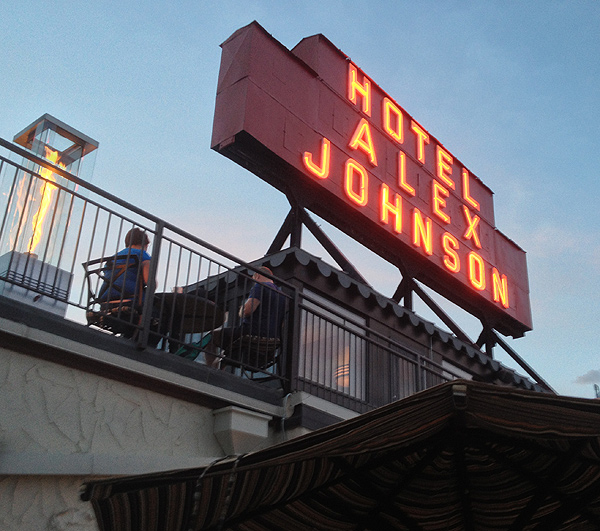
{"left": 211, "top": 22, "right": 532, "bottom": 337}
{"left": 300, "top": 62, "right": 517, "bottom": 308}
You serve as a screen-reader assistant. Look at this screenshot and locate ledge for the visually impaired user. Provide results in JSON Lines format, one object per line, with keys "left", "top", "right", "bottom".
{"left": 0, "top": 296, "right": 286, "bottom": 418}
{"left": 0, "top": 450, "right": 219, "bottom": 476}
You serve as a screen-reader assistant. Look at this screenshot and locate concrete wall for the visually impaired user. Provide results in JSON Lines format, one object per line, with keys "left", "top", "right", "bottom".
{"left": 0, "top": 347, "right": 241, "bottom": 530}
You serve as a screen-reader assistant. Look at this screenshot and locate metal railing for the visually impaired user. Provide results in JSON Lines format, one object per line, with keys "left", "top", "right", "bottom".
{"left": 295, "top": 291, "right": 453, "bottom": 411}
{"left": 0, "top": 138, "right": 457, "bottom": 413}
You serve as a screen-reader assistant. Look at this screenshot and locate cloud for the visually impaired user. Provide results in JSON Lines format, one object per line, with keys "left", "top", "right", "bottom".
{"left": 574, "top": 370, "right": 600, "bottom": 385}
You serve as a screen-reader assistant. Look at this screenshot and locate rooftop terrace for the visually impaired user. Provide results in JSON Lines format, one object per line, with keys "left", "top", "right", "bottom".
{"left": 0, "top": 133, "right": 550, "bottom": 428}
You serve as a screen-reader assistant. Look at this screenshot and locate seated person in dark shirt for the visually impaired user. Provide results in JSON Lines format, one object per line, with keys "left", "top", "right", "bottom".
{"left": 202, "top": 266, "right": 286, "bottom": 367}
{"left": 100, "top": 228, "right": 161, "bottom": 346}
{"left": 101, "top": 228, "right": 151, "bottom": 306}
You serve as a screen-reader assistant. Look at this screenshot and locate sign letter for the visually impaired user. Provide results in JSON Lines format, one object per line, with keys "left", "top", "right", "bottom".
{"left": 413, "top": 208, "right": 433, "bottom": 255}
{"left": 345, "top": 159, "right": 369, "bottom": 206}
{"left": 432, "top": 181, "right": 451, "bottom": 224}
{"left": 411, "top": 121, "right": 429, "bottom": 164}
{"left": 468, "top": 252, "right": 486, "bottom": 291}
{"left": 492, "top": 268, "right": 509, "bottom": 308}
{"left": 462, "top": 206, "right": 482, "bottom": 248}
{"left": 349, "top": 118, "right": 378, "bottom": 166}
{"left": 436, "top": 146, "right": 455, "bottom": 189}
{"left": 380, "top": 184, "right": 402, "bottom": 233}
{"left": 397, "top": 151, "right": 415, "bottom": 196}
{"left": 303, "top": 137, "right": 331, "bottom": 179}
{"left": 348, "top": 63, "right": 371, "bottom": 116}
{"left": 442, "top": 233, "right": 460, "bottom": 273}
{"left": 462, "top": 168, "right": 480, "bottom": 211}
{"left": 383, "top": 97, "right": 403, "bottom": 143}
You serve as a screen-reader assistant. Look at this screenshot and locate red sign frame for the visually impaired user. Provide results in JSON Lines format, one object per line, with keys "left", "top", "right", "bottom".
{"left": 211, "top": 22, "right": 532, "bottom": 338}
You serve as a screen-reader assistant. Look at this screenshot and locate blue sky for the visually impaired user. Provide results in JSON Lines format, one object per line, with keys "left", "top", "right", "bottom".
{"left": 1, "top": 1, "right": 599, "bottom": 398}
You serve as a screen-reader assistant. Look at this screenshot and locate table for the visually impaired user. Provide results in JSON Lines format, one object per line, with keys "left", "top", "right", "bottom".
{"left": 154, "top": 291, "right": 224, "bottom": 334}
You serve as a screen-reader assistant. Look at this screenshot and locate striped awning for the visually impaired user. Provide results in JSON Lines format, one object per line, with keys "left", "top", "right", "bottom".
{"left": 81, "top": 381, "right": 600, "bottom": 530}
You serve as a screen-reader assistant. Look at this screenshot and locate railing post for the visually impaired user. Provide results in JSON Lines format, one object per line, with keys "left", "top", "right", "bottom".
{"left": 283, "top": 282, "right": 301, "bottom": 393}
{"left": 417, "top": 354, "right": 424, "bottom": 393}
{"left": 137, "top": 221, "right": 164, "bottom": 349}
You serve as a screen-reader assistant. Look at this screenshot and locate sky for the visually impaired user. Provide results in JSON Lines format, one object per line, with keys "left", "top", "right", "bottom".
{"left": 1, "top": 1, "right": 599, "bottom": 398}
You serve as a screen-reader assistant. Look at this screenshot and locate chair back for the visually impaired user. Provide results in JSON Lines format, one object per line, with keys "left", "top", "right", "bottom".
{"left": 82, "top": 254, "right": 144, "bottom": 335}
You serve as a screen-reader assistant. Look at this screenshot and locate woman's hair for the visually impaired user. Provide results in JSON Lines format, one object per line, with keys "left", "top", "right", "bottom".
{"left": 124, "top": 228, "right": 150, "bottom": 247}
{"left": 257, "top": 266, "right": 273, "bottom": 276}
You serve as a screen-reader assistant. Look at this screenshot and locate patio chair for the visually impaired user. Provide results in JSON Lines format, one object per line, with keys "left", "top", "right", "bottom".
{"left": 82, "top": 254, "right": 144, "bottom": 338}
{"left": 220, "top": 334, "right": 282, "bottom": 381}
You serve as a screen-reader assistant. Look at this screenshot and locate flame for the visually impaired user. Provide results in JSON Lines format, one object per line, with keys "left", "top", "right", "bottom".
{"left": 27, "top": 147, "right": 63, "bottom": 254}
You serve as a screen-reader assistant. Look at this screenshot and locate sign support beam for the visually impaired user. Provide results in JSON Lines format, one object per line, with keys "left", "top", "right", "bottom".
{"left": 267, "top": 199, "right": 368, "bottom": 285}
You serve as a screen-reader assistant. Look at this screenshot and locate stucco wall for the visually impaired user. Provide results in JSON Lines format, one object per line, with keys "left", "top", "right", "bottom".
{"left": 0, "top": 476, "right": 97, "bottom": 531}
{"left": 0, "top": 348, "right": 226, "bottom": 530}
